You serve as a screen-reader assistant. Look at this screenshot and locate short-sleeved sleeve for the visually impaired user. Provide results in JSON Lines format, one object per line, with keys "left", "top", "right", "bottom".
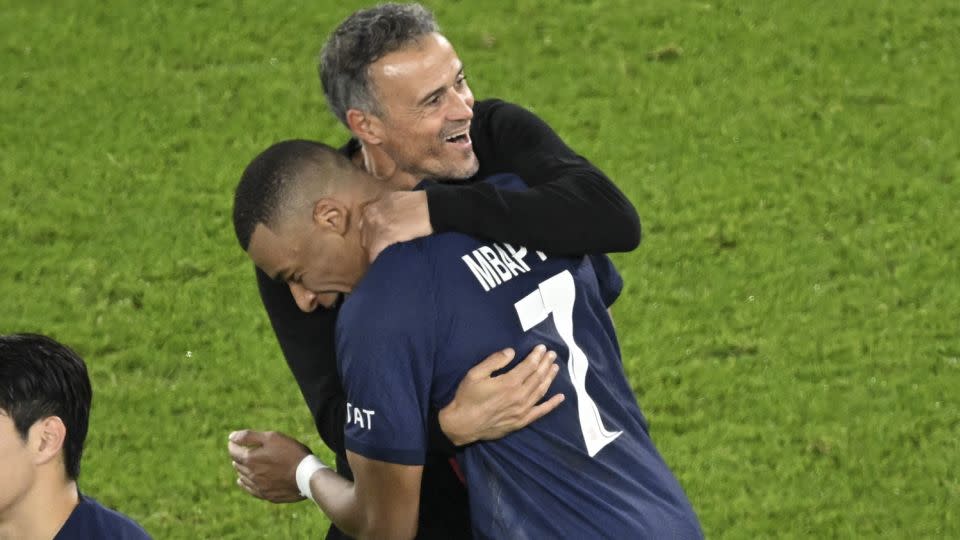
{"left": 335, "top": 243, "right": 437, "bottom": 465}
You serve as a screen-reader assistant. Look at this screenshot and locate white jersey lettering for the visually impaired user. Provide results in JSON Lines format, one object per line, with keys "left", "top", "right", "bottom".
{"left": 345, "top": 402, "right": 375, "bottom": 430}
{"left": 462, "top": 242, "right": 543, "bottom": 292}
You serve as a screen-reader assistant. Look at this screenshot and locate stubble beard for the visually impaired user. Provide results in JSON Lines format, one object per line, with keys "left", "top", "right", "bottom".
{"left": 446, "top": 148, "right": 479, "bottom": 180}
{"left": 422, "top": 145, "right": 479, "bottom": 182}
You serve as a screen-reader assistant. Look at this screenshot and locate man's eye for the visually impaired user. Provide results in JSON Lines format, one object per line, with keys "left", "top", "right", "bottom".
{"left": 428, "top": 94, "right": 442, "bottom": 105}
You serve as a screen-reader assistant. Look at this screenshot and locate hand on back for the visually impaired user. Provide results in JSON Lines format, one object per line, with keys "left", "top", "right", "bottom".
{"left": 439, "top": 345, "right": 565, "bottom": 446}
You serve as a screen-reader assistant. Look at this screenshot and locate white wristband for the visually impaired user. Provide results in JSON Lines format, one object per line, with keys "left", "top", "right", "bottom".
{"left": 295, "top": 454, "right": 327, "bottom": 502}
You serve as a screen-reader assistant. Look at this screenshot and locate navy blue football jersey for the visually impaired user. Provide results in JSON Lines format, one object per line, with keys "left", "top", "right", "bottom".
{"left": 338, "top": 174, "right": 701, "bottom": 539}
{"left": 54, "top": 495, "right": 151, "bottom": 539}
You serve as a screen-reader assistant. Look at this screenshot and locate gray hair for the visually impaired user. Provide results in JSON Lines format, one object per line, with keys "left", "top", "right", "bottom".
{"left": 319, "top": 3, "right": 440, "bottom": 126}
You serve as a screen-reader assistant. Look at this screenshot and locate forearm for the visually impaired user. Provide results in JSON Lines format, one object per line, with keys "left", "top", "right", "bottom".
{"left": 306, "top": 454, "right": 420, "bottom": 540}
{"left": 308, "top": 469, "right": 368, "bottom": 538}
{"left": 428, "top": 170, "right": 640, "bottom": 254}
{"left": 427, "top": 100, "right": 641, "bottom": 255}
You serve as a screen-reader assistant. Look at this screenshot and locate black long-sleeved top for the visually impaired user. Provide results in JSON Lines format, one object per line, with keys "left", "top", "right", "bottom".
{"left": 255, "top": 99, "right": 640, "bottom": 539}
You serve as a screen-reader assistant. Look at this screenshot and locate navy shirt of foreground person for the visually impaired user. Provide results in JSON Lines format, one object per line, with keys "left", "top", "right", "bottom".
{"left": 54, "top": 496, "right": 150, "bottom": 540}
{"left": 338, "top": 174, "right": 702, "bottom": 539}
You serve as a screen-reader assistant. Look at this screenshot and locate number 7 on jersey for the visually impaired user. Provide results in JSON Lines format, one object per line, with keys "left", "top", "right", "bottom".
{"left": 514, "top": 270, "right": 622, "bottom": 457}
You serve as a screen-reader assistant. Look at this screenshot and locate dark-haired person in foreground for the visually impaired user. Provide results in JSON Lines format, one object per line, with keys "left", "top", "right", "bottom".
{"left": 0, "top": 334, "right": 151, "bottom": 540}
{"left": 237, "top": 3, "right": 641, "bottom": 538}
{"left": 230, "top": 141, "right": 702, "bottom": 539}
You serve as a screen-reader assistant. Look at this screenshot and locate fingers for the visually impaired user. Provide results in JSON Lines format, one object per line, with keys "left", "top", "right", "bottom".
{"left": 525, "top": 356, "right": 560, "bottom": 408}
{"left": 468, "top": 344, "right": 555, "bottom": 384}
{"left": 229, "top": 429, "right": 265, "bottom": 447}
{"left": 227, "top": 430, "right": 271, "bottom": 464}
{"left": 227, "top": 440, "right": 251, "bottom": 464}
{"left": 367, "top": 239, "right": 387, "bottom": 263}
{"left": 359, "top": 192, "right": 431, "bottom": 262}
{"left": 361, "top": 200, "right": 385, "bottom": 248}
{"left": 519, "top": 393, "right": 566, "bottom": 427}
{"left": 470, "top": 348, "right": 517, "bottom": 378}
{"left": 513, "top": 345, "right": 546, "bottom": 379}
{"left": 502, "top": 345, "right": 551, "bottom": 384}
{"left": 521, "top": 349, "right": 556, "bottom": 387}
{"left": 237, "top": 475, "right": 265, "bottom": 500}
{"left": 232, "top": 459, "right": 252, "bottom": 478}
{"left": 230, "top": 430, "right": 259, "bottom": 499}
{"left": 360, "top": 209, "right": 389, "bottom": 262}
{"left": 359, "top": 206, "right": 376, "bottom": 251}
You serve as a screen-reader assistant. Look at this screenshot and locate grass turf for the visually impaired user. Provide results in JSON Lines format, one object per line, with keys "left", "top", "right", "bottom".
{"left": 1, "top": 0, "right": 957, "bottom": 537}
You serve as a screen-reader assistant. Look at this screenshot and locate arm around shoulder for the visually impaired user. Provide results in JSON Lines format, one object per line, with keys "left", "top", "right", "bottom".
{"left": 427, "top": 99, "right": 641, "bottom": 254}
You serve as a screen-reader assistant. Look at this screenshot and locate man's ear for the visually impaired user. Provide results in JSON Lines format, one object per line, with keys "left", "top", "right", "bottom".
{"left": 312, "top": 198, "right": 350, "bottom": 236}
{"left": 346, "top": 108, "right": 384, "bottom": 145}
{"left": 31, "top": 416, "right": 67, "bottom": 467}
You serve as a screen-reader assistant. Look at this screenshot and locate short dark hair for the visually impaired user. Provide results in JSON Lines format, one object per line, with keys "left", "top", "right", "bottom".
{"left": 0, "top": 333, "right": 91, "bottom": 480}
{"left": 319, "top": 2, "right": 439, "bottom": 125}
{"left": 233, "top": 139, "right": 354, "bottom": 250}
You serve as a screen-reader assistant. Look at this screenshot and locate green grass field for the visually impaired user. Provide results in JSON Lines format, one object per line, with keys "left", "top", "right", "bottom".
{"left": 2, "top": 0, "right": 958, "bottom": 537}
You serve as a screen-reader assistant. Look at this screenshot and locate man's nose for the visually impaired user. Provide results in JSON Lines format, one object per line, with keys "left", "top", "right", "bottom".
{"left": 449, "top": 88, "right": 474, "bottom": 121}
{"left": 288, "top": 283, "right": 319, "bottom": 313}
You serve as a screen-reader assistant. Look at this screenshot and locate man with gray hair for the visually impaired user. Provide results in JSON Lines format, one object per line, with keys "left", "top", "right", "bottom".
{"left": 233, "top": 3, "right": 644, "bottom": 538}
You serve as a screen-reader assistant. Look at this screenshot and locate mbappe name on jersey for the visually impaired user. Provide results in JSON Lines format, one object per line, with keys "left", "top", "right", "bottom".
{"left": 461, "top": 242, "right": 547, "bottom": 292}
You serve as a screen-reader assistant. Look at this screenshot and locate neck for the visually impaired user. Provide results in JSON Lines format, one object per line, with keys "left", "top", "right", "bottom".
{"left": 0, "top": 476, "right": 78, "bottom": 540}
{"left": 358, "top": 142, "right": 421, "bottom": 190}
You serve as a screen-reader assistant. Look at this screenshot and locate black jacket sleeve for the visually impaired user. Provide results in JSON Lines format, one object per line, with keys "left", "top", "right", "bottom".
{"left": 255, "top": 267, "right": 346, "bottom": 454}
{"left": 425, "top": 99, "right": 641, "bottom": 255}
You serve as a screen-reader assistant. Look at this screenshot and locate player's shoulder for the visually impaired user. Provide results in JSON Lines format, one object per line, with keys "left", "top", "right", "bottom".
{"left": 364, "top": 234, "right": 484, "bottom": 295}
{"left": 341, "top": 232, "right": 500, "bottom": 328}
{"left": 366, "top": 238, "right": 447, "bottom": 286}
{"left": 339, "top": 241, "right": 437, "bottom": 332}
{"left": 56, "top": 495, "right": 151, "bottom": 539}
{"left": 336, "top": 241, "right": 448, "bottom": 371}
{"left": 348, "top": 241, "right": 428, "bottom": 300}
